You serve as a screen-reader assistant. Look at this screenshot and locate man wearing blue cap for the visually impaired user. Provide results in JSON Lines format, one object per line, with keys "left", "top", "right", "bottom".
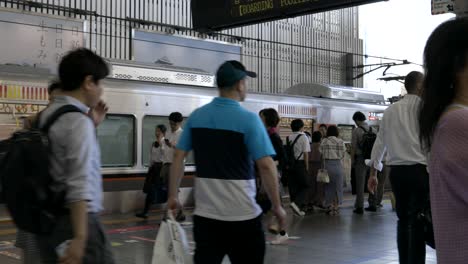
{"left": 168, "top": 60, "right": 287, "bottom": 263}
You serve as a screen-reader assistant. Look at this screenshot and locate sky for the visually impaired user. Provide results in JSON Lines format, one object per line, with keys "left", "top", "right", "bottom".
{"left": 359, "top": 0, "right": 455, "bottom": 98}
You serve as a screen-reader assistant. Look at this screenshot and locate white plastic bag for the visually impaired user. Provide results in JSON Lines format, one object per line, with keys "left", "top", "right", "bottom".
{"left": 152, "top": 214, "right": 192, "bottom": 264}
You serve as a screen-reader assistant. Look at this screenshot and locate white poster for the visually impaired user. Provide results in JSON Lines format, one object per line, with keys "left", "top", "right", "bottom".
{"left": 0, "top": 8, "right": 85, "bottom": 73}
{"left": 133, "top": 30, "right": 241, "bottom": 75}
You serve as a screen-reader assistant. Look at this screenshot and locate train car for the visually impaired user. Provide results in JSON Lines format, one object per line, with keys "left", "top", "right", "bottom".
{"left": 0, "top": 61, "right": 388, "bottom": 215}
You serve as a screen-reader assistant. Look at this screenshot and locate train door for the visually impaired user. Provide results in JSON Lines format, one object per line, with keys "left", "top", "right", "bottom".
{"left": 278, "top": 117, "right": 314, "bottom": 142}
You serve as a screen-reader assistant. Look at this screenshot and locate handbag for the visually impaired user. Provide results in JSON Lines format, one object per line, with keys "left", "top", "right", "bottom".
{"left": 317, "top": 169, "right": 330, "bottom": 183}
{"left": 317, "top": 159, "right": 330, "bottom": 183}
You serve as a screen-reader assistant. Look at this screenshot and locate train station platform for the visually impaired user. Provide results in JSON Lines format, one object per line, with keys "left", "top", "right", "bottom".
{"left": 0, "top": 195, "right": 436, "bottom": 264}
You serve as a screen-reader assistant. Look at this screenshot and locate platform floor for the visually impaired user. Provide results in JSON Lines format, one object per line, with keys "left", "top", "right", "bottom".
{"left": 0, "top": 196, "right": 436, "bottom": 264}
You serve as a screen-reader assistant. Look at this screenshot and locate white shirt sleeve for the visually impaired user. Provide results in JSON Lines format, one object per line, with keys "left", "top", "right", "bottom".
{"left": 173, "top": 129, "right": 183, "bottom": 146}
{"left": 302, "top": 135, "right": 311, "bottom": 152}
{"left": 369, "top": 115, "right": 387, "bottom": 171}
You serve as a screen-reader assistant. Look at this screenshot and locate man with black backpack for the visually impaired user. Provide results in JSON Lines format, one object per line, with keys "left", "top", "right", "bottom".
{"left": 1, "top": 48, "right": 114, "bottom": 264}
{"left": 286, "top": 119, "right": 310, "bottom": 216}
{"left": 40, "top": 48, "right": 113, "bottom": 264}
{"left": 351, "top": 111, "right": 377, "bottom": 214}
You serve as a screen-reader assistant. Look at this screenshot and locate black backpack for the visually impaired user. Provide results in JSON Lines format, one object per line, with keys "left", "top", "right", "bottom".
{"left": 281, "top": 135, "right": 304, "bottom": 187}
{"left": 0, "top": 105, "right": 82, "bottom": 234}
{"left": 359, "top": 126, "right": 377, "bottom": 159}
{"left": 285, "top": 134, "right": 303, "bottom": 169}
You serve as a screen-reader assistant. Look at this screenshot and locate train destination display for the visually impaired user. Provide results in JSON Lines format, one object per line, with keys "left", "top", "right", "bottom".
{"left": 192, "top": 0, "right": 386, "bottom": 31}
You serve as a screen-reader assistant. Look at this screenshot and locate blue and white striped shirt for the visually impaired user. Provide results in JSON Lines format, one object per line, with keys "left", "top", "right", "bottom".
{"left": 177, "top": 97, "right": 275, "bottom": 221}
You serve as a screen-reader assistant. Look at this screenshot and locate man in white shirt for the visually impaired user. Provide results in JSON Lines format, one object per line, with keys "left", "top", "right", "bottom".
{"left": 287, "top": 119, "right": 310, "bottom": 216}
{"left": 367, "top": 71, "right": 428, "bottom": 264}
{"left": 161, "top": 112, "right": 184, "bottom": 221}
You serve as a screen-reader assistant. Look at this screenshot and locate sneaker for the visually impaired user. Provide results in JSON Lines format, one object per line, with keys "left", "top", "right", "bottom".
{"left": 365, "top": 206, "right": 377, "bottom": 212}
{"left": 353, "top": 208, "right": 364, "bottom": 215}
{"left": 135, "top": 212, "right": 148, "bottom": 219}
{"left": 314, "top": 204, "right": 327, "bottom": 211}
{"left": 304, "top": 205, "right": 314, "bottom": 213}
{"left": 290, "top": 202, "right": 305, "bottom": 216}
{"left": 270, "top": 233, "right": 289, "bottom": 245}
{"left": 376, "top": 204, "right": 383, "bottom": 208}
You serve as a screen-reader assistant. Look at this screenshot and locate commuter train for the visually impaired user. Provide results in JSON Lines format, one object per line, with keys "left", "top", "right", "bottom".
{"left": 0, "top": 61, "right": 388, "bottom": 214}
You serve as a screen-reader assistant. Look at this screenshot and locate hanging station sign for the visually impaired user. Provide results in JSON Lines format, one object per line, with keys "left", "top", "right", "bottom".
{"left": 192, "top": 0, "right": 387, "bottom": 31}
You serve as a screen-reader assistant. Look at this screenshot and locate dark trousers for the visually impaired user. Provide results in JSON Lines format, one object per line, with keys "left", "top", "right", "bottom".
{"left": 143, "top": 189, "right": 157, "bottom": 214}
{"left": 37, "top": 213, "right": 115, "bottom": 264}
{"left": 389, "top": 164, "right": 429, "bottom": 264}
{"left": 354, "top": 156, "right": 369, "bottom": 209}
{"left": 288, "top": 162, "right": 308, "bottom": 207}
{"left": 142, "top": 163, "right": 164, "bottom": 214}
{"left": 193, "top": 215, "right": 265, "bottom": 264}
{"left": 145, "top": 186, "right": 169, "bottom": 213}
{"left": 368, "top": 165, "right": 389, "bottom": 207}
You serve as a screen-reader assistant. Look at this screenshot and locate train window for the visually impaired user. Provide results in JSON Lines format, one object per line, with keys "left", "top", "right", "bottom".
{"left": 97, "top": 114, "right": 136, "bottom": 167}
{"left": 337, "top": 124, "right": 355, "bottom": 143}
{"left": 142, "top": 115, "right": 195, "bottom": 167}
